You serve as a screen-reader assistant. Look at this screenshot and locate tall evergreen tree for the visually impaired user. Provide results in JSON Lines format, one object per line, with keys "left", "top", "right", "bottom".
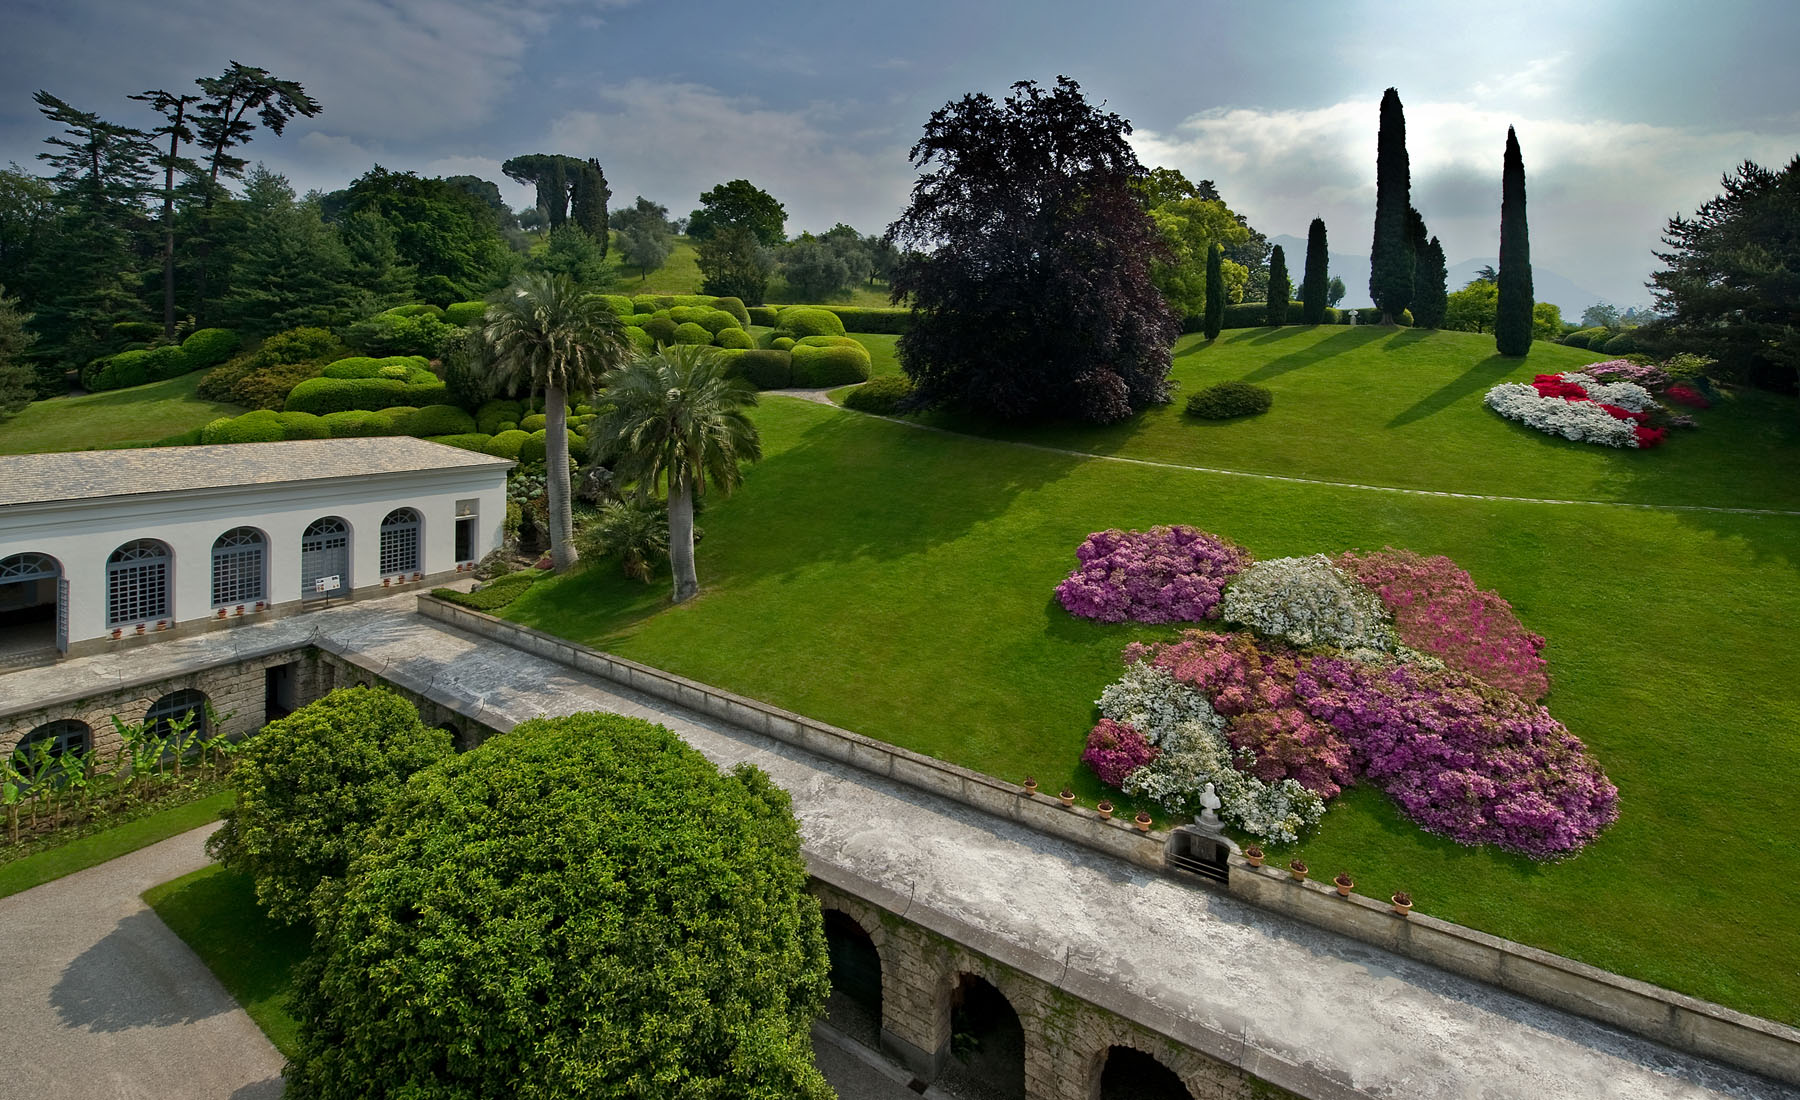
{"left": 1412, "top": 236, "right": 1448, "bottom": 328}
{"left": 1203, "top": 242, "right": 1224, "bottom": 339}
{"left": 569, "top": 158, "right": 610, "bottom": 254}
{"left": 1300, "top": 217, "right": 1329, "bottom": 323}
{"left": 1495, "top": 126, "right": 1535, "bottom": 356}
{"left": 128, "top": 88, "right": 200, "bottom": 339}
{"left": 1407, "top": 206, "right": 1431, "bottom": 309}
{"left": 1265, "top": 245, "right": 1290, "bottom": 326}
{"left": 0, "top": 284, "right": 36, "bottom": 417}
{"left": 1369, "top": 88, "right": 1414, "bottom": 323}
{"left": 217, "top": 168, "right": 359, "bottom": 335}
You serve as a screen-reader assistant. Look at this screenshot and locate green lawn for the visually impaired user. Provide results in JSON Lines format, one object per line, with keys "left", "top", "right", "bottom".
{"left": 144, "top": 864, "right": 310, "bottom": 1057}
{"left": 504, "top": 346, "right": 1800, "bottom": 1025}
{"left": 0, "top": 789, "right": 236, "bottom": 899}
{"left": 0, "top": 370, "right": 243, "bottom": 455}
{"left": 611, "top": 235, "right": 897, "bottom": 308}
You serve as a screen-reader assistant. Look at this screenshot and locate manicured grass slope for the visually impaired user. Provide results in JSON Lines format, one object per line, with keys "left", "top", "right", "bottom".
{"left": 144, "top": 865, "right": 309, "bottom": 1057}
{"left": 613, "top": 235, "right": 897, "bottom": 307}
{"left": 0, "top": 370, "right": 243, "bottom": 454}
{"left": 507, "top": 388, "right": 1800, "bottom": 1024}
{"left": 921, "top": 327, "right": 1800, "bottom": 510}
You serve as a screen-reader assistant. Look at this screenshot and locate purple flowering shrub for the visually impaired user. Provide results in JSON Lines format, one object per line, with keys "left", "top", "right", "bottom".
{"left": 1582, "top": 358, "right": 1669, "bottom": 388}
{"left": 1055, "top": 526, "right": 1252, "bottom": 624}
{"left": 1129, "top": 631, "right": 1618, "bottom": 858}
{"left": 1080, "top": 718, "right": 1159, "bottom": 787}
{"left": 1336, "top": 548, "right": 1550, "bottom": 700}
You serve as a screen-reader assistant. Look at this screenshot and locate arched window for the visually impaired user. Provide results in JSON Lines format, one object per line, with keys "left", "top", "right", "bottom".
{"left": 211, "top": 527, "right": 267, "bottom": 606}
{"left": 301, "top": 517, "right": 351, "bottom": 597}
{"left": 946, "top": 974, "right": 1025, "bottom": 1099}
{"left": 145, "top": 689, "right": 210, "bottom": 743}
{"left": 379, "top": 508, "right": 422, "bottom": 576}
{"left": 822, "top": 910, "right": 882, "bottom": 1047}
{"left": 107, "top": 539, "right": 172, "bottom": 626}
{"left": 12, "top": 719, "right": 92, "bottom": 774}
{"left": 0, "top": 552, "right": 59, "bottom": 583}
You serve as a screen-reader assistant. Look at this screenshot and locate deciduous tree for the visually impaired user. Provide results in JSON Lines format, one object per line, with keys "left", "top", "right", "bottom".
{"left": 696, "top": 225, "right": 772, "bottom": 303}
{"left": 687, "top": 179, "right": 786, "bottom": 246}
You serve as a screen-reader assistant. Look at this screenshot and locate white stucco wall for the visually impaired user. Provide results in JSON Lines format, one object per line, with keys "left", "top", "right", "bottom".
{"left": 0, "top": 465, "right": 507, "bottom": 649}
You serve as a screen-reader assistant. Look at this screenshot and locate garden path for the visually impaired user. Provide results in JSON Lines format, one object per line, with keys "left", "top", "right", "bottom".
{"left": 0, "top": 823, "right": 285, "bottom": 1100}
{"left": 4, "top": 592, "right": 1795, "bottom": 1099}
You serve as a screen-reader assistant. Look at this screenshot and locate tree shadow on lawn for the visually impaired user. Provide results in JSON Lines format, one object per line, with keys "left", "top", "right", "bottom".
{"left": 1238, "top": 327, "right": 1381, "bottom": 384}
{"left": 1245, "top": 325, "right": 1311, "bottom": 345}
{"left": 1385, "top": 353, "right": 1520, "bottom": 429}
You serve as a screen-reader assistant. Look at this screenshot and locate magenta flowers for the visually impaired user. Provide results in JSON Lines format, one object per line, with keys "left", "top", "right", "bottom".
{"left": 1054, "top": 525, "right": 1252, "bottom": 623}
{"left": 1080, "top": 718, "right": 1159, "bottom": 787}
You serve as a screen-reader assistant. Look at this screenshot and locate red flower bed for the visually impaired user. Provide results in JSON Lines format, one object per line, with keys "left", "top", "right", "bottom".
{"left": 1665, "top": 384, "right": 1710, "bottom": 409}
{"left": 1531, "top": 377, "right": 1589, "bottom": 400}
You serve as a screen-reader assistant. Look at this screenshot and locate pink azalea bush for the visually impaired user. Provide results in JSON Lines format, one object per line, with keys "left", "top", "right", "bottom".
{"left": 1080, "top": 718, "right": 1159, "bottom": 787}
{"left": 1055, "top": 526, "right": 1252, "bottom": 623}
{"left": 1336, "top": 548, "right": 1550, "bottom": 700}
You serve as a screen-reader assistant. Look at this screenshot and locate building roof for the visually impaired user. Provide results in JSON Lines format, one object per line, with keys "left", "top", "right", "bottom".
{"left": 0, "top": 438, "right": 513, "bottom": 508}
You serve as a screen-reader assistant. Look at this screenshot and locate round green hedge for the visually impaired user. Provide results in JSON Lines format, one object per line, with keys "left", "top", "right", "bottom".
{"left": 483, "top": 430, "right": 530, "bottom": 459}
{"left": 320, "top": 410, "right": 397, "bottom": 437}
{"left": 594, "top": 294, "right": 634, "bottom": 318}
{"left": 795, "top": 335, "right": 861, "bottom": 349}
{"left": 399, "top": 404, "right": 478, "bottom": 436}
{"left": 443, "top": 301, "right": 487, "bottom": 327}
{"left": 201, "top": 411, "right": 287, "bottom": 444}
{"left": 715, "top": 327, "right": 754, "bottom": 350}
{"left": 699, "top": 309, "right": 741, "bottom": 335}
{"left": 668, "top": 306, "right": 709, "bottom": 327}
{"left": 727, "top": 350, "right": 792, "bottom": 390}
{"left": 1185, "top": 380, "right": 1273, "bottom": 419}
{"left": 640, "top": 317, "right": 678, "bottom": 346}
{"left": 623, "top": 326, "right": 655, "bottom": 353}
{"left": 519, "top": 429, "right": 583, "bottom": 465}
{"left": 789, "top": 343, "right": 870, "bottom": 386}
{"left": 1602, "top": 331, "right": 1642, "bottom": 354}
{"left": 628, "top": 313, "right": 657, "bottom": 327}
{"left": 380, "top": 304, "right": 444, "bottom": 320}
{"left": 181, "top": 328, "right": 241, "bottom": 369}
{"left": 476, "top": 400, "right": 525, "bottom": 435}
{"left": 712, "top": 296, "right": 751, "bottom": 324}
{"left": 842, "top": 374, "right": 914, "bottom": 415}
{"left": 774, "top": 306, "right": 846, "bottom": 339}
{"left": 322, "top": 355, "right": 434, "bottom": 383}
{"left": 96, "top": 349, "right": 151, "bottom": 390}
{"left": 424, "top": 433, "right": 494, "bottom": 452}
{"left": 771, "top": 336, "right": 796, "bottom": 351}
{"left": 520, "top": 413, "right": 548, "bottom": 432}
{"left": 277, "top": 411, "right": 331, "bottom": 439}
{"left": 672, "top": 322, "right": 713, "bottom": 346}
{"left": 285, "top": 377, "right": 448, "bottom": 415}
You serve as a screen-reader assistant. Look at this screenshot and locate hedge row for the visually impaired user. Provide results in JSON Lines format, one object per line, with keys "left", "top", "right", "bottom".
{"left": 85, "top": 327, "right": 242, "bottom": 391}
{"left": 746, "top": 305, "right": 911, "bottom": 334}
{"left": 597, "top": 293, "right": 751, "bottom": 326}
{"left": 198, "top": 404, "right": 477, "bottom": 444}
{"left": 720, "top": 341, "right": 872, "bottom": 389}
{"left": 284, "top": 376, "right": 449, "bottom": 415}
{"left": 433, "top": 569, "right": 542, "bottom": 611}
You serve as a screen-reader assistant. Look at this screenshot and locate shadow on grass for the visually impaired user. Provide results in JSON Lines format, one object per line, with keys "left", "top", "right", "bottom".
{"left": 1385, "top": 354, "right": 1519, "bottom": 429}
{"left": 1245, "top": 325, "right": 1310, "bottom": 345}
{"left": 1238, "top": 327, "right": 1379, "bottom": 383}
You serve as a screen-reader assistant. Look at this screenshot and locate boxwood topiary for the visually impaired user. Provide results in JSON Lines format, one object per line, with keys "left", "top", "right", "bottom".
{"left": 795, "top": 335, "right": 861, "bottom": 348}
{"left": 712, "top": 296, "right": 750, "bottom": 324}
{"left": 789, "top": 343, "right": 871, "bottom": 386}
{"left": 715, "top": 327, "right": 754, "bottom": 350}
{"left": 1185, "top": 381, "right": 1273, "bottom": 419}
{"left": 286, "top": 377, "right": 447, "bottom": 415}
{"left": 277, "top": 411, "right": 331, "bottom": 439}
{"left": 812, "top": 306, "right": 910, "bottom": 335}
{"left": 771, "top": 336, "right": 795, "bottom": 351}
{"left": 672, "top": 322, "right": 713, "bottom": 345}
{"left": 699, "top": 309, "right": 741, "bottom": 335}
{"left": 443, "top": 301, "right": 487, "bottom": 327}
{"left": 668, "top": 306, "right": 709, "bottom": 326}
{"left": 747, "top": 306, "right": 780, "bottom": 326}
{"left": 320, "top": 409, "right": 398, "bottom": 437}
{"left": 423, "top": 433, "right": 493, "bottom": 452}
{"left": 144, "top": 344, "right": 195, "bottom": 381}
{"left": 774, "top": 306, "right": 846, "bottom": 339}
{"left": 201, "top": 411, "right": 288, "bottom": 444}
{"left": 323, "top": 355, "right": 434, "bottom": 383}
{"left": 181, "top": 328, "right": 241, "bottom": 369}
{"left": 483, "top": 429, "right": 529, "bottom": 459}
{"left": 594, "top": 294, "right": 634, "bottom": 318}
{"left": 623, "top": 326, "right": 655, "bottom": 353}
{"left": 96, "top": 349, "right": 152, "bottom": 390}
{"left": 842, "top": 374, "right": 914, "bottom": 415}
{"left": 520, "top": 412, "right": 548, "bottom": 432}
{"left": 380, "top": 304, "right": 444, "bottom": 320}
{"left": 476, "top": 399, "right": 524, "bottom": 435}
{"left": 519, "top": 429, "right": 581, "bottom": 465}
{"left": 398, "top": 404, "right": 478, "bottom": 437}
{"left": 728, "top": 349, "right": 792, "bottom": 390}
{"left": 1602, "top": 331, "right": 1642, "bottom": 355}
{"left": 640, "top": 316, "right": 678, "bottom": 345}
{"left": 628, "top": 313, "right": 657, "bottom": 327}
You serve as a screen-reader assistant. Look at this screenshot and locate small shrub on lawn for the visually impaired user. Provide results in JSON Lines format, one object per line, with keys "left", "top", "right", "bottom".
{"left": 842, "top": 374, "right": 914, "bottom": 414}
{"left": 773, "top": 306, "right": 846, "bottom": 339}
{"left": 715, "top": 327, "right": 754, "bottom": 350}
{"left": 1186, "top": 381, "right": 1273, "bottom": 419}
{"left": 181, "top": 328, "right": 241, "bottom": 369}
{"left": 672, "top": 321, "right": 713, "bottom": 345}
{"left": 789, "top": 343, "right": 870, "bottom": 386}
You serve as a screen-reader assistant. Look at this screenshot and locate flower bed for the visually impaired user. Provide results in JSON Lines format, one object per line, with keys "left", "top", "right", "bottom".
{"left": 1483, "top": 364, "right": 1706, "bottom": 450}
{"left": 1218, "top": 555, "right": 1399, "bottom": 658}
{"left": 1054, "top": 525, "right": 1251, "bottom": 623}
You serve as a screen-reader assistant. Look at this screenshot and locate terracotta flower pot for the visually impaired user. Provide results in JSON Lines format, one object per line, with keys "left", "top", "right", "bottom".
{"left": 1244, "top": 847, "right": 1265, "bottom": 867}
{"left": 1023, "top": 777, "right": 1038, "bottom": 796}
{"left": 1097, "top": 801, "right": 1113, "bottom": 820}
{"left": 1391, "top": 894, "right": 1413, "bottom": 916}
{"left": 1288, "top": 861, "right": 1308, "bottom": 882}
{"left": 1058, "top": 789, "right": 1075, "bottom": 808}
{"left": 1133, "top": 811, "right": 1152, "bottom": 833}
{"left": 1334, "top": 875, "right": 1355, "bottom": 897}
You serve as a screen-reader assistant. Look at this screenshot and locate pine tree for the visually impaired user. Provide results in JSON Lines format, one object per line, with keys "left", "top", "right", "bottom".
{"left": 1203, "top": 242, "right": 1224, "bottom": 339}
{"left": 1495, "top": 127, "right": 1535, "bottom": 356}
{"left": 1412, "top": 236, "right": 1448, "bottom": 328}
{"left": 1265, "top": 245, "right": 1290, "bottom": 326}
{"left": 1369, "top": 88, "right": 1414, "bottom": 323}
{"left": 1300, "top": 217, "right": 1329, "bottom": 323}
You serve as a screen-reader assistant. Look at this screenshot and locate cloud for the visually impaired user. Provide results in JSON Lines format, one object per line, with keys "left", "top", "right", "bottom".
{"left": 545, "top": 80, "right": 913, "bottom": 236}
{"left": 1134, "top": 98, "right": 1800, "bottom": 307}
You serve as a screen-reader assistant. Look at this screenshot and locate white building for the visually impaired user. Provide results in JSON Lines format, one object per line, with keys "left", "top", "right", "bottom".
{"left": 0, "top": 438, "right": 512, "bottom": 663}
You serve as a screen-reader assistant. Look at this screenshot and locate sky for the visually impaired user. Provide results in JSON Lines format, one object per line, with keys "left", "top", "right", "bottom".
{"left": 3, "top": 0, "right": 1797, "bottom": 310}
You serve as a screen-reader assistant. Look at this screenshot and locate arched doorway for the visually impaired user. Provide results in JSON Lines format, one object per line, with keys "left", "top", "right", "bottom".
{"left": 0, "top": 551, "right": 64, "bottom": 657}
{"left": 1095, "top": 1045, "right": 1193, "bottom": 1100}
{"left": 301, "top": 517, "right": 351, "bottom": 598}
{"left": 942, "top": 973, "right": 1026, "bottom": 1100}
{"left": 822, "top": 909, "right": 882, "bottom": 1048}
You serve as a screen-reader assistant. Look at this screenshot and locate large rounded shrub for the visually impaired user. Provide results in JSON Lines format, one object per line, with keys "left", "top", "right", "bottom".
{"left": 771, "top": 336, "right": 796, "bottom": 351}
{"left": 593, "top": 294, "right": 634, "bottom": 319}
{"left": 699, "top": 309, "right": 741, "bottom": 335}
{"left": 322, "top": 355, "right": 433, "bottom": 382}
{"left": 726, "top": 349, "right": 792, "bottom": 390}
{"left": 320, "top": 409, "right": 397, "bottom": 437}
{"left": 1601, "top": 331, "right": 1642, "bottom": 355}
{"left": 712, "top": 295, "right": 751, "bottom": 324}
{"left": 423, "top": 433, "right": 493, "bottom": 452}
{"left": 714, "top": 326, "right": 754, "bottom": 350}
{"left": 1185, "top": 381, "right": 1273, "bottom": 419}
{"left": 483, "top": 429, "right": 529, "bottom": 459}
{"left": 668, "top": 306, "right": 709, "bottom": 326}
{"left": 397, "top": 404, "right": 477, "bottom": 437}
{"left": 442, "top": 300, "right": 488, "bottom": 327}
{"left": 672, "top": 321, "right": 713, "bottom": 346}
{"left": 622, "top": 325, "right": 655, "bottom": 353}
{"left": 285, "top": 376, "right": 447, "bottom": 415}
{"left": 640, "top": 316, "right": 678, "bottom": 346}
{"left": 96, "top": 349, "right": 152, "bottom": 389}
{"left": 795, "top": 335, "right": 861, "bottom": 348}
{"left": 476, "top": 399, "right": 524, "bottom": 435}
{"left": 519, "top": 412, "right": 548, "bottom": 432}
{"left": 283, "top": 713, "right": 831, "bottom": 1100}
{"left": 206, "top": 686, "right": 452, "bottom": 926}
{"left": 201, "top": 411, "right": 287, "bottom": 444}
{"left": 143, "top": 344, "right": 196, "bottom": 381}
{"left": 181, "top": 327, "right": 241, "bottom": 369}
{"left": 380, "top": 304, "right": 444, "bottom": 320}
{"left": 842, "top": 374, "right": 914, "bottom": 414}
{"left": 789, "top": 342, "right": 871, "bottom": 386}
{"left": 277, "top": 411, "right": 331, "bottom": 439}
{"left": 773, "top": 306, "right": 846, "bottom": 339}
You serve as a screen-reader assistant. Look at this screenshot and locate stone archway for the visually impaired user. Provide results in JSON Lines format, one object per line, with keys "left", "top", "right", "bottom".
{"left": 1093, "top": 1044, "right": 1194, "bottom": 1100}
{"left": 821, "top": 908, "right": 884, "bottom": 1048}
{"left": 942, "top": 971, "right": 1025, "bottom": 1099}
{"left": 0, "top": 552, "right": 63, "bottom": 660}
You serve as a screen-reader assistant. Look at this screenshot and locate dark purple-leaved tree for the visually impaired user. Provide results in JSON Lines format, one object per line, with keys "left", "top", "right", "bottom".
{"left": 886, "top": 77, "right": 1178, "bottom": 423}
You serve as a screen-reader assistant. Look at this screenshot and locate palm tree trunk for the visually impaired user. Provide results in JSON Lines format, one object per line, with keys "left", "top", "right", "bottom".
{"left": 669, "top": 481, "right": 698, "bottom": 603}
{"left": 544, "top": 385, "right": 578, "bottom": 572}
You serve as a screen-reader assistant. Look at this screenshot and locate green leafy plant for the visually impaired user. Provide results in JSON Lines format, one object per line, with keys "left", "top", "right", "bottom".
{"left": 1185, "top": 381, "right": 1273, "bottom": 419}
{"left": 576, "top": 498, "right": 670, "bottom": 582}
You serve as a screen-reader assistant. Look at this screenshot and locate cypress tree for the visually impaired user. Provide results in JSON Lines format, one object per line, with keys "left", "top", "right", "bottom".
{"left": 1370, "top": 88, "right": 1414, "bottom": 323}
{"left": 1495, "top": 126, "right": 1535, "bottom": 356}
{"left": 1412, "top": 236, "right": 1448, "bottom": 328}
{"left": 1300, "top": 217, "right": 1329, "bottom": 323}
{"left": 1265, "top": 245, "right": 1290, "bottom": 326}
{"left": 1407, "top": 206, "right": 1430, "bottom": 308}
{"left": 1203, "top": 243, "right": 1224, "bottom": 339}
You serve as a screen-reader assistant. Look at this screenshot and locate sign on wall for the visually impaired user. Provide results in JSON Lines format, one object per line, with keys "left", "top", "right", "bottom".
{"left": 314, "top": 575, "right": 341, "bottom": 593}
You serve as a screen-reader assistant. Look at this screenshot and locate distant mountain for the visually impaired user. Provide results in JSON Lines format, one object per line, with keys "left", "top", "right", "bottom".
{"left": 1268, "top": 234, "right": 1606, "bottom": 317}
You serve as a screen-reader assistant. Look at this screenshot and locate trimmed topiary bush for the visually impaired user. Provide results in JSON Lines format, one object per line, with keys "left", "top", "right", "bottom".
{"left": 423, "top": 433, "right": 493, "bottom": 452}
{"left": 1186, "top": 381, "right": 1273, "bottom": 419}
{"left": 143, "top": 344, "right": 194, "bottom": 381}
{"left": 181, "top": 328, "right": 240, "bottom": 369}
{"left": 519, "top": 413, "right": 548, "bottom": 432}
{"left": 795, "top": 335, "right": 861, "bottom": 348}
{"left": 320, "top": 410, "right": 397, "bottom": 437}
{"left": 95, "top": 349, "right": 153, "bottom": 389}
{"left": 712, "top": 296, "right": 751, "bottom": 324}
{"left": 483, "top": 429, "right": 529, "bottom": 459}
{"left": 672, "top": 321, "right": 713, "bottom": 345}
{"left": 728, "top": 349, "right": 792, "bottom": 390}
{"left": 789, "top": 342, "right": 871, "bottom": 386}
{"left": 623, "top": 326, "right": 655, "bottom": 353}
{"left": 773, "top": 306, "right": 846, "bottom": 339}
{"left": 206, "top": 685, "right": 453, "bottom": 926}
{"left": 631, "top": 294, "right": 667, "bottom": 314}
{"left": 322, "top": 355, "right": 434, "bottom": 382}
{"left": 443, "top": 301, "right": 487, "bottom": 327}
{"left": 201, "top": 411, "right": 287, "bottom": 444}
{"left": 747, "top": 306, "right": 780, "bottom": 326}
{"left": 397, "top": 404, "right": 477, "bottom": 437}
{"left": 285, "top": 376, "right": 448, "bottom": 415}
{"left": 812, "top": 306, "right": 910, "bottom": 335}
{"left": 715, "top": 326, "right": 754, "bottom": 350}
{"left": 593, "top": 294, "right": 634, "bottom": 318}
{"left": 668, "top": 306, "right": 709, "bottom": 326}
{"left": 1602, "top": 331, "right": 1642, "bottom": 355}
{"left": 771, "top": 336, "right": 796, "bottom": 351}
{"left": 628, "top": 313, "right": 656, "bottom": 327}
{"left": 112, "top": 321, "right": 162, "bottom": 343}
{"left": 640, "top": 316, "right": 678, "bottom": 346}
{"left": 476, "top": 399, "right": 524, "bottom": 435}
{"left": 277, "top": 411, "right": 331, "bottom": 439}
{"left": 842, "top": 374, "right": 914, "bottom": 414}
{"left": 699, "top": 309, "right": 741, "bottom": 335}
{"left": 280, "top": 711, "right": 831, "bottom": 1100}
{"left": 380, "top": 304, "right": 444, "bottom": 320}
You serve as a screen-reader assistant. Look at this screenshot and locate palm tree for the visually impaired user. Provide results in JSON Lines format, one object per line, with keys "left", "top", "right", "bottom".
{"left": 477, "top": 272, "right": 628, "bottom": 571}
{"left": 591, "top": 344, "right": 762, "bottom": 603}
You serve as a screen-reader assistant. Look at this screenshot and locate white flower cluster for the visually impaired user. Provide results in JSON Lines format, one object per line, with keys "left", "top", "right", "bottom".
{"left": 1219, "top": 555, "right": 1399, "bottom": 657}
{"left": 1484, "top": 383, "right": 1638, "bottom": 447}
{"left": 1563, "top": 372, "right": 1656, "bottom": 412}
{"left": 1100, "top": 662, "right": 1326, "bottom": 845}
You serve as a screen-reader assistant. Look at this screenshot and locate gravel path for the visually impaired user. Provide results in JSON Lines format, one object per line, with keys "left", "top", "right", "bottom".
{"left": 0, "top": 823, "right": 284, "bottom": 1100}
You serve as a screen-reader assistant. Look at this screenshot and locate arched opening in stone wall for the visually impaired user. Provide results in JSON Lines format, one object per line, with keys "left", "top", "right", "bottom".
{"left": 821, "top": 909, "right": 882, "bottom": 1048}
{"left": 1094, "top": 1045, "right": 1194, "bottom": 1100}
{"left": 0, "top": 551, "right": 64, "bottom": 659}
{"left": 942, "top": 972, "right": 1026, "bottom": 1100}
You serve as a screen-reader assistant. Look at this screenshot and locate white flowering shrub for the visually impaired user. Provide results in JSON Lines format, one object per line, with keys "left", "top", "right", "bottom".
{"left": 1562, "top": 372, "right": 1655, "bottom": 412}
{"left": 1100, "top": 661, "right": 1326, "bottom": 845}
{"left": 1484, "top": 383, "right": 1638, "bottom": 447}
{"left": 1219, "top": 555, "right": 1399, "bottom": 656}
